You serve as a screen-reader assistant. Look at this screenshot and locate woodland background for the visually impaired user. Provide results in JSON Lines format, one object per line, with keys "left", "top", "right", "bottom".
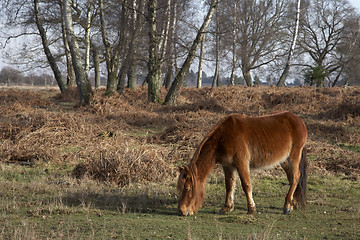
{"left": 1, "top": 0, "right": 360, "bottom": 106}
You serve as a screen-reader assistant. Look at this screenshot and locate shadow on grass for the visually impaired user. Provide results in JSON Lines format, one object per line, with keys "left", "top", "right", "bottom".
{"left": 61, "top": 191, "right": 179, "bottom": 216}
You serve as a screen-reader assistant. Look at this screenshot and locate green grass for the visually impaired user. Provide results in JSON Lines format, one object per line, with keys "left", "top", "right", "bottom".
{"left": 338, "top": 143, "right": 360, "bottom": 154}
{"left": 1, "top": 163, "right": 359, "bottom": 239}
{"left": 128, "top": 126, "right": 164, "bottom": 138}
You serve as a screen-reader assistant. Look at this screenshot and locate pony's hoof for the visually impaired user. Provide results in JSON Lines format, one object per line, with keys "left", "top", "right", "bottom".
{"left": 218, "top": 206, "right": 234, "bottom": 215}
{"left": 283, "top": 208, "right": 291, "bottom": 214}
{"left": 218, "top": 209, "right": 227, "bottom": 215}
{"left": 247, "top": 206, "right": 255, "bottom": 215}
{"left": 247, "top": 210, "right": 255, "bottom": 215}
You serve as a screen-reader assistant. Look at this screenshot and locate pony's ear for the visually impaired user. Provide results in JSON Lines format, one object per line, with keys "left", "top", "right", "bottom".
{"left": 184, "top": 165, "right": 191, "bottom": 175}
{"left": 183, "top": 166, "right": 193, "bottom": 180}
{"left": 178, "top": 166, "right": 187, "bottom": 180}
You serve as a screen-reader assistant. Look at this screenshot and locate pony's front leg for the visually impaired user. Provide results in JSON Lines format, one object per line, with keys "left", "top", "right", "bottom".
{"left": 237, "top": 163, "right": 255, "bottom": 215}
{"left": 218, "top": 166, "right": 236, "bottom": 215}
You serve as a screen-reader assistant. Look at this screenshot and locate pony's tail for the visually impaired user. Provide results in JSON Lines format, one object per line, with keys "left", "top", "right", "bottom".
{"left": 294, "top": 146, "right": 308, "bottom": 208}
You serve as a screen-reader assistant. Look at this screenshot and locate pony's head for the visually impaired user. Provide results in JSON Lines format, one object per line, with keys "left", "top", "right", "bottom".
{"left": 177, "top": 165, "right": 204, "bottom": 216}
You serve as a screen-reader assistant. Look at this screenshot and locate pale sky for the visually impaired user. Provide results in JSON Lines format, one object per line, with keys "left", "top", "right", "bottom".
{"left": 349, "top": 0, "right": 360, "bottom": 11}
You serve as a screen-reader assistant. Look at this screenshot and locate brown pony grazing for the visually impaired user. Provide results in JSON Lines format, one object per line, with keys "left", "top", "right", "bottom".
{"left": 177, "top": 111, "right": 308, "bottom": 216}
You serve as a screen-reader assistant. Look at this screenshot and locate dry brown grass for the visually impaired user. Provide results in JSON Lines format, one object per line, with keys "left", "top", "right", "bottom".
{"left": 0, "top": 86, "right": 359, "bottom": 185}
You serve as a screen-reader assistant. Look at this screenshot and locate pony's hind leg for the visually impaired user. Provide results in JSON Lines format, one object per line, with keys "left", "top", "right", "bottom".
{"left": 219, "top": 165, "right": 236, "bottom": 215}
{"left": 281, "top": 152, "right": 301, "bottom": 214}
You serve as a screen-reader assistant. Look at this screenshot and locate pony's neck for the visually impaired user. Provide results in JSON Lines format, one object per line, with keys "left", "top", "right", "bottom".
{"left": 190, "top": 141, "right": 216, "bottom": 184}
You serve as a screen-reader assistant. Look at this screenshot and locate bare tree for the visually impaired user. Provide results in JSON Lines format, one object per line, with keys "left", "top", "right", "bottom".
{"left": 63, "top": 0, "right": 93, "bottom": 104}
{"left": 164, "top": 0, "right": 218, "bottom": 105}
{"left": 34, "top": 0, "right": 66, "bottom": 93}
{"left": 277, "top": 0, "right": 301, "bottom": 86}
{"left": 235, "top": 0, "right": 289, "bottom": 86}
{"left": 117, "top": 0, "right": 145, "bottom": 93}
{"left": 337, "top": 16, "right": 360, "bottom": 86}
{"left": 99, "top": 0, "right": 129, "bottom": 95}
{"left": 298, "top": 0, "right": 355, "bottom": 87}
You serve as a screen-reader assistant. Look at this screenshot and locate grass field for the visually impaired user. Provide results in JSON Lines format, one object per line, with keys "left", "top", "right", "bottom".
{"left": 0, "top": 86, "right": 359, "bottom": 239}
{"left": 1, "top": 163, "right": 359, "bottom": 239}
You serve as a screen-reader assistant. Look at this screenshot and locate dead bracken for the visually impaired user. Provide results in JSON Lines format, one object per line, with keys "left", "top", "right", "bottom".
{"left": 0, "top": 86, "right": 359, "bottom": 185}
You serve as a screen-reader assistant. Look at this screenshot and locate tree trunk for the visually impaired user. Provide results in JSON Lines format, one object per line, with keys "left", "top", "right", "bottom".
{"left": 117, "top": 62, "right": 128, "bottom": 94}
{"left": 100, "top": 0, "right": 127, "bottom": 95}
{"left": 59, "top": 3, "right": 75, "bottom": 87}
{"left": 212, "top": 54, "right": 219, "bottom": 87}
{"left": 84, "top": 0, "right": 92, "bottom": 77}
{"left": 34, "top": 0, "right": 66, "bottom": 93}
{"left": 230, "top": 1, "right": 238, "bottom": 86}
{"left": 163, "top": 1, "right": 177, "bottom": 89}
{"left": 92, "top": 46, "right": 100, "bottom": 88}
{"left": 164, "top": 0, "right": 218, "bottom": 105}
{"left": 128, "top": 64, "right": 137, "bottom": 90}
{"left": 212, "top": 7, "right": 220, "bottom": 88}
{"left": 100, "top": 0, "right": 117, "bottom": 94}
{"left": 156, "top": 0, "right": 172, "bottom": 85}
{"left": 129, "top": 0, "right": 145, "bottom": 91}
{"left": 63, "top": 0, "right": 93, "bottom": 105}
{"left": 146, "top": 0, "right": 161, "bottom": 103}
{"left": 197, "top": 36, "right": 205, "bottom": 89}
{"left": 117, "top": 0, "right": 144, "bottom": 93}
{"left": 243, "top": 70, "right": 253, "bottom": 86}
{"left": 163, "top": 60, "right": 174, "bottom": 89}
{"left": 277, "top": 0, "right": 301, "bottom": 86}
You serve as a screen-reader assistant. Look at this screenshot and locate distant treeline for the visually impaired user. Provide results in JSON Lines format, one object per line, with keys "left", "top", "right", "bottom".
{"left": 1, "top": 66, "right": 308, "bottom": 87}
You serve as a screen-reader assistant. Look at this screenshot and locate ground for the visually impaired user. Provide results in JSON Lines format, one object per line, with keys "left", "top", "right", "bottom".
{"left": 0, "top": 85, "right": 359, "bottom": 239}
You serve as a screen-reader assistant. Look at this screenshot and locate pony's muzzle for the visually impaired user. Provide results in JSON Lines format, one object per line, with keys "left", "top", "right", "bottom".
{"left": 178, "top": 209, "right": 192, "bottom": 216}
{"left": 178, "top": 210, "right": 188, "bottom": 216}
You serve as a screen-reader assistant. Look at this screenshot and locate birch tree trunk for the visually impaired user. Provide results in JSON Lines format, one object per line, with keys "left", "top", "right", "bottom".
{"left": 59, "top": 2, "right": 75, "bottom": 87}
{"left": 34, "top": 0, "right": 66, "bottom": 93}
{"left": 84, "top": 0, "right": 92, "bottom": 77}
{"left": 164, "top": 0, "right": 218, "bottom": 105}
{"left": 197, "top": 36, "right": 205, "bottom": 89}
{"left": 156, "top": 0, "right": 172, "bottom": 84}
{"left": 230, "top": 0, "right": 238, "bottom": 86}
{"left": 277, "top": 0, "right": 301, "bottom": 86}
{"left": 63, "top": 0, "right": 93, "bottom": 105}
{"left": 163, "top": 1, "right": 177, "bottom": 89}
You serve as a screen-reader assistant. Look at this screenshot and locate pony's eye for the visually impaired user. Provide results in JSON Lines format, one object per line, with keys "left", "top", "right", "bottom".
{"left": 185, "top": 186, "right": 191, "bottom": 191}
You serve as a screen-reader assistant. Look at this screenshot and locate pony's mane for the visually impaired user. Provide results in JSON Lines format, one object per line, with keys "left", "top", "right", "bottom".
{"left": 189, "top": 115, "right": 234, "bottom": 167}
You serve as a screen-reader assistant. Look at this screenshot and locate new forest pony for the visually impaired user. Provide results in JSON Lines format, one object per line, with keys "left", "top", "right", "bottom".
{"left": 177, "top": 112, "right": 308, "bottom": 216}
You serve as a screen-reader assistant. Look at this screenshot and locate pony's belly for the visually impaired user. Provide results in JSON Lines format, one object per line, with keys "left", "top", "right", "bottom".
{"left": 250, "top": 154, "right": 289, "bottom": 170}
